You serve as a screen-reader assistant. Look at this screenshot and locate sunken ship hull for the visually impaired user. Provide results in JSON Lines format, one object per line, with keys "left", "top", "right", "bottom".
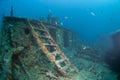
{"left": 0, "top": 16, "right": 117, "bottom": 80}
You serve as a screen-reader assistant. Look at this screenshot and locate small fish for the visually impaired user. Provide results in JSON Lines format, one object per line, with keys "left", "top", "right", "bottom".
{"left": 91, "top": 12, "right": 96, "bottom": 16}
{"left": 83, "top": 46, "right": 87, "bottom": 50}
{"left": 64, "top": 16, "right": 68, "bottom": 19}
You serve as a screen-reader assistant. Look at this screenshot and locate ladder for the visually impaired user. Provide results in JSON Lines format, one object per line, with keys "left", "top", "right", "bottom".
{"left": 27, "top": 19, "right": 77, "bottom": 77}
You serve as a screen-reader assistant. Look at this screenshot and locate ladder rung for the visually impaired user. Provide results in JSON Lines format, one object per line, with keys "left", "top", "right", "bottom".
{"left": 49, "top": 51, "right": 62, "bottom": 57}
{"left": 49, "top": 51, "right": 59, "bottom": 56}
{"left": 56, "top": 51, "right": 62, "bottom": 55}
{"left": 40, "top": 36, "right": 51, "bottom": 39}
{"left": 43, "top": 43, "right": 57, "bottom": 46}
{"left": 56, "top": 59, "right": 65, "bottom": 64}
{"left": 34, "top": 27, "right": 46, "bottom": 32}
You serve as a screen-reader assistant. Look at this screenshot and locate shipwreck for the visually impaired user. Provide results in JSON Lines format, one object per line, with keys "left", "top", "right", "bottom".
{"left": 0, "top": 7, "right": 118, "bottom": 80}
{"left": 0, "top": 12, "right": 81, "bottom": 80}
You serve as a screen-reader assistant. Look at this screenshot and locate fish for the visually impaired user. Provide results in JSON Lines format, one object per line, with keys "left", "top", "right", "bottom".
{"left": 91, "top": 12, "right": 96, "bottom": 16}
{"left": 64, "top": 16, "right": 68, "bottom": 19}
{"left": 83, "top": 46, "right": 87, "bottom": 50}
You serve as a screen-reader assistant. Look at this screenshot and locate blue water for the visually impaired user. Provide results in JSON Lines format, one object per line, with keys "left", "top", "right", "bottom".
{"left": 0, "top": 0, "right": 120, "bottom": 43}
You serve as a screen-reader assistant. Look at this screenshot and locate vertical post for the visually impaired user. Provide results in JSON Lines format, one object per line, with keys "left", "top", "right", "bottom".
{"left": 10, "top": 6, "right": 13, "bottom": 17}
